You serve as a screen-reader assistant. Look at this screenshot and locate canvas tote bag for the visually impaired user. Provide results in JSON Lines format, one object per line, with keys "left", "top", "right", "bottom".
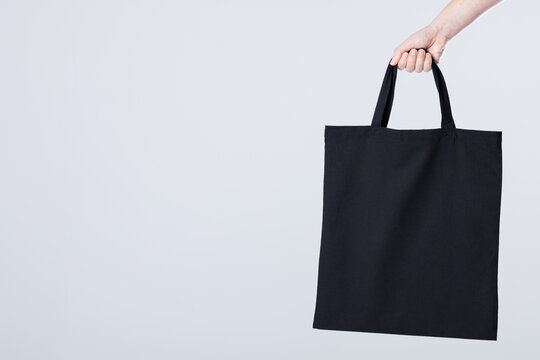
{"left": 313, "top": 61, "right": 502, "bottom": 340}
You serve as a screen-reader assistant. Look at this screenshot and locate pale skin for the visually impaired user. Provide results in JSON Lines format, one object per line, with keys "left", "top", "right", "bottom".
{"left": 390, "top": 0, "right": 502, "bottom": 72}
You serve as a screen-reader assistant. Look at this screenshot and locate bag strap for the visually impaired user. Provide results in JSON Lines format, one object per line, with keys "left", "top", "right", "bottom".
{"left": 371, "top": 59, "right": 456, "bottom": 129}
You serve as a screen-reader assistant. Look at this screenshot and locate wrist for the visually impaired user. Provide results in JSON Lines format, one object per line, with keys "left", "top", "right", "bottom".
{"left": 428, "top": 19, "right": 454, "bottom": 42}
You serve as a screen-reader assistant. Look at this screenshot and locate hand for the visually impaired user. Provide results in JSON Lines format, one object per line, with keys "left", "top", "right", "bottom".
{"left": 390, "top": 24, "right": 449, "bottom": 72}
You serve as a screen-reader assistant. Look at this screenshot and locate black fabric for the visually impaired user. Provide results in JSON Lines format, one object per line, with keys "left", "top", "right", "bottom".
{"left": 313, "top": 62, "right": 502, "bottom": 340}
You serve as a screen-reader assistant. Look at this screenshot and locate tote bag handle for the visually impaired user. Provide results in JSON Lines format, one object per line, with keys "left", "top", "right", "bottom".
{"left": 371, "top": 60, "right": 456, "bottom": 129}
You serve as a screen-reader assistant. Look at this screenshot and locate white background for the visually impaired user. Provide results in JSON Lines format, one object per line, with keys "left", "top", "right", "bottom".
{"left": 1, "top": 1, "right": 538, "bottom": 359}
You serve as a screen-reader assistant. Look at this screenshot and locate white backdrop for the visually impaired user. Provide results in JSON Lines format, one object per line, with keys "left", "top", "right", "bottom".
{"left": 1, "top": 1, "right": 539, "bottom": 359}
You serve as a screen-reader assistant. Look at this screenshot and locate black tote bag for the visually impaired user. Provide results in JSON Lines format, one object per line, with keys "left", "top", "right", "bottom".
{"left": 313, "top": 61, "right": 502, "bottom": 340}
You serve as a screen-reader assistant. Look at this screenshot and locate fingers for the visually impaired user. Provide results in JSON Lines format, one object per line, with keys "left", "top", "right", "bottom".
{"left": 397, "top": 52, "right": 408, "bottom": 70}
{"left": 405, "top": 49, "right": 417, "bottom": 72}
{"left": 394, "top": 49, "right": 433, "bottom": 72}
{"left": 390, "top": 26, "right": 448, "bottom": 67}
{"left": 390, "top": 48, "right": 402, "bottom": 66}
{"left": 390, "top": 39, "right": 414, "bottom": 65}
{"left": 415, "top": 49, "right": 426, "bottom": 73}
{"left": 424, "top": 53, "right": 432, "bottom": 72}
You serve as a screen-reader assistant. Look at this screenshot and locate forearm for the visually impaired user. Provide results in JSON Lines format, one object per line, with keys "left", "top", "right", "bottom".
{"left": 430, "top": 0, "right": 502, "bottom": 40}
{"left": 390, "top": 0, "right": 502, "bottom": 70}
